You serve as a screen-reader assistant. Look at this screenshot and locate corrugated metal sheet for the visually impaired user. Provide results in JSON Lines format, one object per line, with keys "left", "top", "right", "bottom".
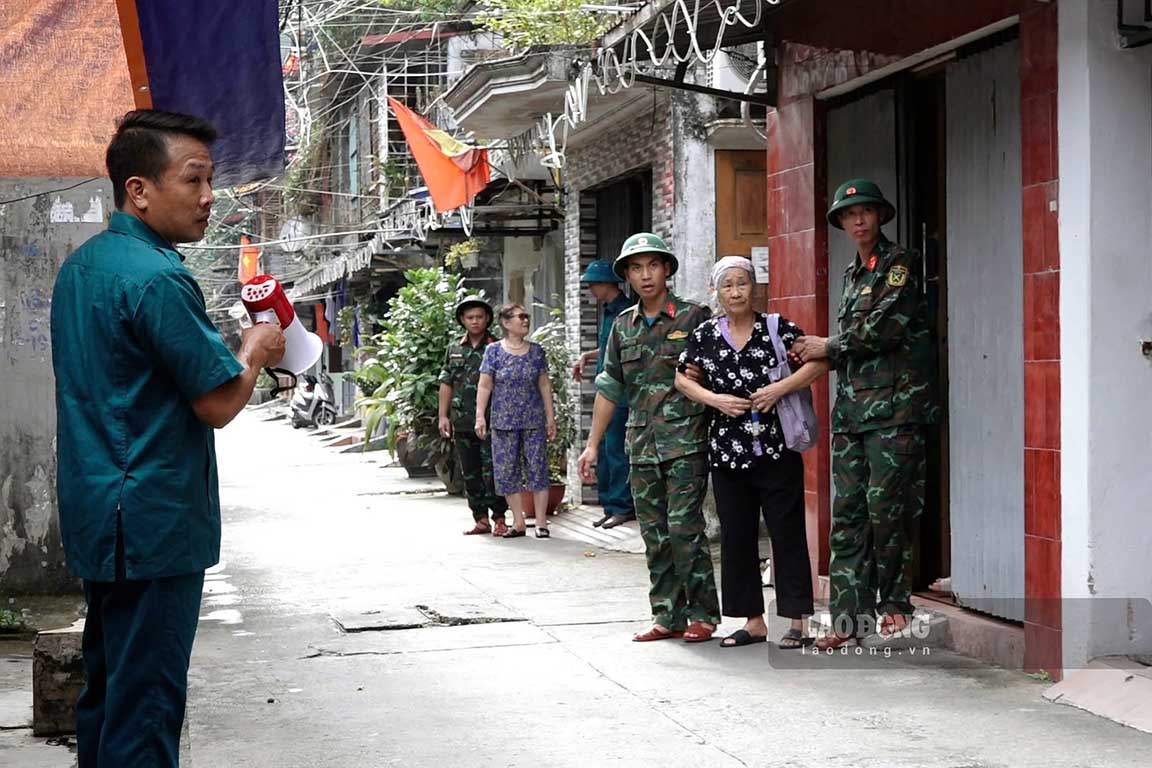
{"left": 945, "top": 39, "right": 1024, "bottom": 621}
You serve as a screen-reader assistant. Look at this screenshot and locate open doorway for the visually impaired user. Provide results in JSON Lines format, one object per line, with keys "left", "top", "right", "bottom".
{"left": 824, "top": 31, "right": 1025, "bottom": 620}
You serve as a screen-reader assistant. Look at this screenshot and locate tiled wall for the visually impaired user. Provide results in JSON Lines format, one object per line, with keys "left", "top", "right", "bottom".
{"left": 764, "top": 96, "right": 832, "bottom": 577}
{"left": 1020, "top": 0, "right": 1062, "bottom": 678}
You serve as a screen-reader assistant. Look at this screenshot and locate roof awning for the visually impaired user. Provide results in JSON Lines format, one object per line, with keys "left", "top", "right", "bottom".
{"left": 442, "top": 50, "right": 648, "bottom": 140}
{"left": 0, "top": 0, "right": 285, "bottom": 186}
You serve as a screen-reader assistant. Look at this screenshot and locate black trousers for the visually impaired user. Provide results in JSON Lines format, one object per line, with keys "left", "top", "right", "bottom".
{"left": 711, "top": 450, "right": 814, "bottom": 620}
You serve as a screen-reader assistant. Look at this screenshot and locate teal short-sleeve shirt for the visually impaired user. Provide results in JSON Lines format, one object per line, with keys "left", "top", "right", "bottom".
{"left": 50, "top": 211, "right": 244, "bottom": 581}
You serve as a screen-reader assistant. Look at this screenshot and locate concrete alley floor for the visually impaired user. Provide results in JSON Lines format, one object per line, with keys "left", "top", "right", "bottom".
{"left": 7, "top": 409, "right": 1152, "bottom": 767}
{"left": 183, "top": 411, "right": 1152, "bottom": 767}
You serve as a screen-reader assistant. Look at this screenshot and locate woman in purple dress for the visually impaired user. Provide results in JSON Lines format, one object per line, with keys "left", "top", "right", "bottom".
{"left": 474, "top": 304, "right": 557, "bottom": 538}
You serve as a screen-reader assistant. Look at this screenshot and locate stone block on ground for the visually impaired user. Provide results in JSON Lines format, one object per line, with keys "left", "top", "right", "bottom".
{"left": 32, "top": 619, "right": 84, "bottom": 737}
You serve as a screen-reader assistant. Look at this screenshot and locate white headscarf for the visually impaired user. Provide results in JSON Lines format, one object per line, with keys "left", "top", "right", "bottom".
{"left": 711, "top": 256, "right": 755, "bottom": 289}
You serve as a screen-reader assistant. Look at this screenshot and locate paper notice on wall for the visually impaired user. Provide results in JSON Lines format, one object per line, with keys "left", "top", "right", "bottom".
{"left": 751, "top": 246, "right": 770, "bottom": 284}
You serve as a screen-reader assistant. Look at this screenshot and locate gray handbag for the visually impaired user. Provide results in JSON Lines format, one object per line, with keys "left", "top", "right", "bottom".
{"left": 765, "top": 314, "right": 820, "bottom": 453}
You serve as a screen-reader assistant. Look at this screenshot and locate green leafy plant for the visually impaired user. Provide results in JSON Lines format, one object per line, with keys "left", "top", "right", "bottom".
{"left": 444, "top": 238, "right": 480, "bottom": 271}
{"left": 357, "top": 268, "right": 473, "bottom": 462}
{"left": 337, "top": 305, "right": 358, "bottom": 347}
{"left": 477, "top": 0, "right": 610, "bottom": 49}
{"left": 0, "top": 607, "right": 27, "bottom": 633}
{"left": 530, "top": 302, "right": 575, "bottom": 483}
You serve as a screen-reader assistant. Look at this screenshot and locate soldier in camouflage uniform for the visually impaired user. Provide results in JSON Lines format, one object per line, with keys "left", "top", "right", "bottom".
{"left": 578, "top": 233, "right": 721, "bottom": 643}
{"left": 792, "top": 179, "right": 937, "bottom": 647}
{"left": 438, "top": 296, "right": 509, "bottom": 536}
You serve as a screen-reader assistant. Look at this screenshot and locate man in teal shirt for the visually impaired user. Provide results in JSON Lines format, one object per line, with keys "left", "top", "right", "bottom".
{"left": 51, "top": 110, "right": 284, "bottom": 767}
{"left": 572, "top": 260, "right": 636, "bottom": 528}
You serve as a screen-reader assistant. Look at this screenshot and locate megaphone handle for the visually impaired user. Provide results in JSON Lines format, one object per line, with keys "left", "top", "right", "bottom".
{"left": 266, "top": 368, "right": 298, "bottom": 398}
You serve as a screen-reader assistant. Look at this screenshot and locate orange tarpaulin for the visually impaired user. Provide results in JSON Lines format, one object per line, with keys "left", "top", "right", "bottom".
{"left": 387, "top": 97, "right": 489, "bottom": 213}
{"left": 0, "top": 0, "right": 135, "bottom": 177}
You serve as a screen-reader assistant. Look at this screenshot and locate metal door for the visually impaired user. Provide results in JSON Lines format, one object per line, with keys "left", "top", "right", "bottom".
{"left": 945, "top": 40, "right": 1025, "bottom": 620}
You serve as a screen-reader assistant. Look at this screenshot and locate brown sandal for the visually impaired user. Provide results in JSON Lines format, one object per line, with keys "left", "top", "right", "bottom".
{"left": 682, "top": 622, "right": 716, "bottom": 643}
{"left": 814, "top": 632, "right": 857, "bottom": 650}
{"left": 463, "top": 522, "right": 491, "bottom": 536}
{"left": 632, "top": 626, "right": 683, "bottom": 642}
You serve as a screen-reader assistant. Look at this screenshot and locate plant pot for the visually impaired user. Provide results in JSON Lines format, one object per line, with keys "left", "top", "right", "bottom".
{"left": 521, "top": 484, "right": 566, "bottom": 519}
{"left": 395, "top": 434, "right": 438, "bottom": 478}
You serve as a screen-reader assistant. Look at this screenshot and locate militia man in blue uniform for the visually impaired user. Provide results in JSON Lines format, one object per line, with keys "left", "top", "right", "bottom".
{"left": 572, "top": 260, "right": 636, "bottom": 528}
{"left": 51, "top": 110, "right": 285, "bottom": 766}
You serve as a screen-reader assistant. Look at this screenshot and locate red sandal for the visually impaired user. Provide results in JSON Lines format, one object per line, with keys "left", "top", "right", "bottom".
{"left": 814, "top": 632, "right": 857, "bottom": 650}
{"left": 463, "top": 521, "right": 491, "bottom": 536}
{"left": 682, "top": 622, "right": 716, "bottom": 643}
{"left": 632, "top": 626, "right": 684, "bottom": 642}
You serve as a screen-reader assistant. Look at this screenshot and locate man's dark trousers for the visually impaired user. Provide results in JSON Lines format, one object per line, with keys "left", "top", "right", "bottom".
{"left": 77, "top": 571, "right": 205, "bottom": 767}
{"left": 596, "top": 404, "right": 634, "bottom": 516}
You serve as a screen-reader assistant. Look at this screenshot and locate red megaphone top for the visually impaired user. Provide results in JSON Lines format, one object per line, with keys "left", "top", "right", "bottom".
{"left": 240, "top": 275, "right": 296, "bottom": 328}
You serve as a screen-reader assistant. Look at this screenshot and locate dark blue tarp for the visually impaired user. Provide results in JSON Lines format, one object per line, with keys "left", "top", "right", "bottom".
{"left": 135, "top": 0, "right": 285, "bottom": 187}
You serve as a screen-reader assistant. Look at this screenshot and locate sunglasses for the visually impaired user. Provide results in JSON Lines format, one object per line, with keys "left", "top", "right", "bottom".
{"left": 504, "top": 313, "right": 530, "bottom": 321}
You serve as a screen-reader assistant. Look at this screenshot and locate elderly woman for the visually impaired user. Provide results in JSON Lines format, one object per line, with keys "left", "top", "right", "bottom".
{"left": 675, "top": 257, "right": 828, "bottom": 648}
{"left": 475, "top": 303, "right": 557, "bottom": 539}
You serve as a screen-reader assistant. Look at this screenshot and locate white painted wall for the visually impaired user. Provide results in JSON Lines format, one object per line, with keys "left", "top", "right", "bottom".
{"left": 1060, "top": 0, "right": 1152, "bottom": 668}
{"left": 672, "top": 94, "right": 717, "bottom": 305}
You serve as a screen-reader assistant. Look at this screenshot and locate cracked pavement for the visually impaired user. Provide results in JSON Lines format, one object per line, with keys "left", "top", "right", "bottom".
{"left": 126, "top": 412, "right": 1152, "bottom": 764}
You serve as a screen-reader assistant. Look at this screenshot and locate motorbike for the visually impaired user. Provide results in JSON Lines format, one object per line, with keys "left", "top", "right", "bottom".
{"left": 290, "top": 372, "right": 337, "bottom": 428}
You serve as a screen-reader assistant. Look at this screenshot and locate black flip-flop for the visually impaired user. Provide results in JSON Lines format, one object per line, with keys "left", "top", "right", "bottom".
{"left": 777, "top": 628, "right": 814, "bottom": 649}
{"left": 592, "top": 514, "right": 612, "bottom": 528}
{"left": 502, "top": 528, "right": 527, "bottom": 539}
{"left": 535, "top": 527, "right": 550, "bottom": 538}
{"left": 720, "top": 629, "right": 768, "bottom": 648}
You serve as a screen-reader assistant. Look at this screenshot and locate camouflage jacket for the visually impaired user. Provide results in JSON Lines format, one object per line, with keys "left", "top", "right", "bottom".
{"left": 438, "top": 333, "right": 497, "bottom": 434}
{"left": 595, "top": 294, "right": 711, "bottom": 465}
{"left": 827, "top": 237, "right": 938, "bottom": 433}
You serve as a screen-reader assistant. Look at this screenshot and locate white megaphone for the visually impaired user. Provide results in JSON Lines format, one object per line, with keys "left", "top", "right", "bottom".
{"left": 240, "top": 274, "right": 324, "bottom": 375}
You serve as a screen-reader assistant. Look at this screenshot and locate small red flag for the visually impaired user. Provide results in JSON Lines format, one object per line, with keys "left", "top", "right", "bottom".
{"left": 239, "top": 236, "right": 260, "bottom": 283}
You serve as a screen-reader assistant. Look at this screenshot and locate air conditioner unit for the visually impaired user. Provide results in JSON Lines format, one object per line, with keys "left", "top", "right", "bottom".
{"left": 708, "top": 41, "right": 766, "bottom": 95}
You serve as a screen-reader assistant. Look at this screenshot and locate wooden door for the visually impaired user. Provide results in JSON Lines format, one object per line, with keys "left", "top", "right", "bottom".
{"left": 715, "top": 150, "right": 767, "bottom": 303}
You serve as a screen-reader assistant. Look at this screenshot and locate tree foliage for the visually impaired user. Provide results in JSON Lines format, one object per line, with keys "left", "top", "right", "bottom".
{"left": 477, "top": 0, "right": 611, "bottom": 49}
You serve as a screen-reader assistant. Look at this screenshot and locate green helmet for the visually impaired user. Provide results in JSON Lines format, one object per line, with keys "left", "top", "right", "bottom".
{"left": 454, "top": 295, "right": 493, "bottom": 327}
{"left": 826, "top": 178, "right": 895, "bottom": 230}
{"left": 612, "top": 232, "right": 678, "bottom": 280}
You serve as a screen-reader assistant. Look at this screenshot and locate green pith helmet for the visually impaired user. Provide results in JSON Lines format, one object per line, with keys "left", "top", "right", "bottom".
{"left": 454, "top": 295, "right": 493, "bottom": 327}
{"left": 612, "top": 232, "right": 678, "bottom": 280}
{"left": 826, "top": 179, "right": 896, "bottom": 230}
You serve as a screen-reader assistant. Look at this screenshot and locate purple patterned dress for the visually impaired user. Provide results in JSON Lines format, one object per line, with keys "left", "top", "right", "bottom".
{"left": 480, "top": 341, "right": 550, "bottom": 494}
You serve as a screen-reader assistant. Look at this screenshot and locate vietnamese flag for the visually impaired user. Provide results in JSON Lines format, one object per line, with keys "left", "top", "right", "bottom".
{"left": 238, "top": 235, "right": 260, "bottom": 283}
{"left": 387, "top": 97, "right": 490, "bottom": 213}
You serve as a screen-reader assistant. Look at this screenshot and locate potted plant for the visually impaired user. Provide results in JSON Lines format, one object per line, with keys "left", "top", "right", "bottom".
{"left": 521, "top": 304, "right": 575, "bottom": 518}
{"left": 357, "top": 268, "right": 468, "bottom": 485}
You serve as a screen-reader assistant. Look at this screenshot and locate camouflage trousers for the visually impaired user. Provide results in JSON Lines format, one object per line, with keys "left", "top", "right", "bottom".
{"left": 631, "top": 453, "right": 720, "bottom": 629}
{"left": 828, "top": 427, "right": 926, "bottom": 635}
{"left": 454, "top": 432, "right": 508, "bottom": 522}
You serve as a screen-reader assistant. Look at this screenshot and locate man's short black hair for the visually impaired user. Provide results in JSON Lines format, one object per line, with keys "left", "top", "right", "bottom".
{"left": 106, "top": 110, "right": 217, "bottom": 209}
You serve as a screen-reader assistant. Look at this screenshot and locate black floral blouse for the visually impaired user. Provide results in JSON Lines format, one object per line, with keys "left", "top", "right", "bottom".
{"left": 678, "top": 313, "right": 804, "bottom": 470}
